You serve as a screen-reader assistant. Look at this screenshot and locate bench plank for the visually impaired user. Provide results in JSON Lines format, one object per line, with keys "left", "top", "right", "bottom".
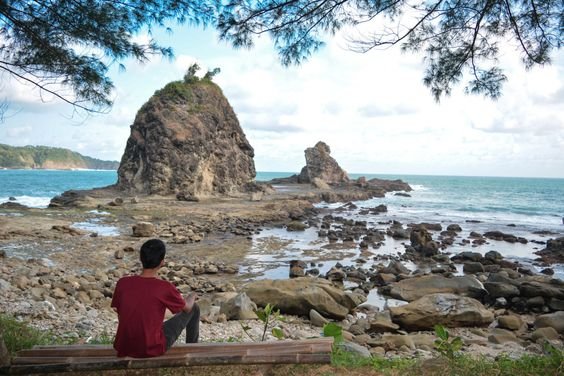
{"left": 0, "top": 338, "right": 334, "bottom": 374}
{"left": 15, "top": 338, "right": 332, "bottom": 357}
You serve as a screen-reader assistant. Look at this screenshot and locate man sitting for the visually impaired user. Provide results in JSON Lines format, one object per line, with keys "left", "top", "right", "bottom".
{"left": 111, "top": 239, "right": 199, "bottom": 357}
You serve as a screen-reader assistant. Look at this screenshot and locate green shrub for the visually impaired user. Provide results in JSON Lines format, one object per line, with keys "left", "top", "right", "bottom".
{"left": 0, "top": 314, "right": 56, "bottom": 354}
{"left": 434, "top": 324, "right": 463, "bottom": 359}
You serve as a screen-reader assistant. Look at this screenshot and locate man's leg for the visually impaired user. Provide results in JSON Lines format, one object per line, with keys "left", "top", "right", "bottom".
{"left": 163, "top": 304, "right": 200, "bottom": 349}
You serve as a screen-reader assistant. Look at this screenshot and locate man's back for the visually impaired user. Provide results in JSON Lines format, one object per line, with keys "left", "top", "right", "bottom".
{"left": 111, "top": 275, "right": 185, "bottom": 357}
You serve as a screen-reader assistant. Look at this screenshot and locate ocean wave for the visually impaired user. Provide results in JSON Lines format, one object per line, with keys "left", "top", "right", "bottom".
{"left": 410, "top": 184, "right": 428, "bottom": 191}
{"left": 0, "top": 196, "right": 51, "bottom": 208}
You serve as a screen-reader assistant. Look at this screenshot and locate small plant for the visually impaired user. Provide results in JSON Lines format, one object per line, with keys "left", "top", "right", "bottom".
{"left": 241, "top": 303, "right": 285, "bottom": 342}
{"left": 434, "top": 324, "right": 463, "bottom": 359}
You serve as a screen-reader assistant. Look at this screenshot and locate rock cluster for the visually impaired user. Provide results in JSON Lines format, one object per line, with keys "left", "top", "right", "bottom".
{"left": 116, "top": 78, "right": 256, "bottom": 196}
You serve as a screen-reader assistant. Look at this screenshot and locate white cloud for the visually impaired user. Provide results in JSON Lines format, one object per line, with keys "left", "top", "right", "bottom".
{"left": 1, "top": 26, "right": 563, "bottom": 178}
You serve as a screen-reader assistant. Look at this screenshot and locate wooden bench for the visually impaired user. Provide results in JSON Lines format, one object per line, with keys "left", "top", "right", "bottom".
{"left": 0, "top": 338, "right": 334, "bottom": 374}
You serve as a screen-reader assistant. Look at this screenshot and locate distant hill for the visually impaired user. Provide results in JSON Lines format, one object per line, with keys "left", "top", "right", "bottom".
{"left": 0, "top": 144, "right": 119, "bottom": 170}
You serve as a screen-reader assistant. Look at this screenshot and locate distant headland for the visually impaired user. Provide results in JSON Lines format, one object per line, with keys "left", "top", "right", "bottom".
{"left": 0, "top": 144, "right": 119, "bottom": 170}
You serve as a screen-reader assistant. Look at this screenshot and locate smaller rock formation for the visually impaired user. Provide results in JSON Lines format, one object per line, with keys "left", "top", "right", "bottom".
{"left": 297, "top": 141, "right": 349, "bottom": 184}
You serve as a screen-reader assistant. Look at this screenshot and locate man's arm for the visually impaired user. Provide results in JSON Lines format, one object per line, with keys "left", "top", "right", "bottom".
{"left": 183, "top": 292, "right": 198, "bottom": 313}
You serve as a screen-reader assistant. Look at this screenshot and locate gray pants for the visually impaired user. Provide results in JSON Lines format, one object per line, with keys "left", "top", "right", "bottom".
{"left": 162, "top": 303, "right": 200, "bottom": 349}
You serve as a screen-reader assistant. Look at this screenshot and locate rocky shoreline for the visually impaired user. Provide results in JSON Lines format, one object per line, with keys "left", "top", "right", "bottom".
{"left": 1, "top": 184, "right": 563, "bottom": 361}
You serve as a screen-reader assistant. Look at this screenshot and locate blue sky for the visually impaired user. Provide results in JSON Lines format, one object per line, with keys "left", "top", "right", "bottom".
{"left": 1, "top": 24, "right": 563, "bottom": 178}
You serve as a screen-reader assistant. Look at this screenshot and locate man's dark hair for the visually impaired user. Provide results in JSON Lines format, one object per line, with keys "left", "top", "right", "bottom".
{"left": 140, "top": 239, "right": 166, "bottom": 269}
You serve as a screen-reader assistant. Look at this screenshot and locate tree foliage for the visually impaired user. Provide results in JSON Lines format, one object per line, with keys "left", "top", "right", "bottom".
{"left": 217, "top": 0, "right": 563, "bottom": 100}
{"left": 0, "top": 0, "right": 214, "bottom": 113}
{"left": 1, "top": 1, "right": 562, "bottom": 115}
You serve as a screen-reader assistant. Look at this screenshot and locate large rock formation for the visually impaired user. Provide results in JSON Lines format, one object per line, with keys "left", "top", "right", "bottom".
{"left": 116, "top": 78, "right": 256, "bottom": 196}
{"left": 297, "top": 141, "right": 349, "bottom": 184}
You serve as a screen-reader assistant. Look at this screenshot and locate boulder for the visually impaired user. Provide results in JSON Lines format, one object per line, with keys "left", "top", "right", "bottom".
{"left": 451, "top": 251, "right": 483, "bottom": 263}
{"left": 116, "top": 77, "right": 255, "bottom": 195}
{"left": 497, "top": 315, "right": 524, "bottom": 331}
{"left": 243, "top": 277, "right": 358, "bottom": 320}
{"left": 484, "top": 250, "right": 503, "bottom": 263}
{"left": 531, "top": 327, "right": 560, "bottom": 342}
{"left": 296, "top": 141, "right": 349, "bottom": 184}
{"left": 535, "top": 236, "right": 564, "bottom": 263}
{"left": 337, "top": 341, "right": 371, "bottom": 358}
{"left": 447, "top": 224, "right": 462, "bottom": 232}
{"left": 548, "top": 298, "right": 564, "bottom": 311}
{"left": 519, "top": 281, "right": 564, "bottom": 300}
{"left": 367, "top": 312, "right": 400, "bottom": 333}
{"left": 132, "top": 222, "right": 155, "bottom": 237}
{"left": 381, "top": 260, "right": 410, "bottom": 276}
{"left": 286, "top": 221, "right": 307, "bottom": 232}
{"left": 534, "top": 311, "right": 564, "bottom": 333}
{"left": 367, "top": 334, "right": 415, "bottom": 350}
{"left": 409, "top": 227, "right": 438, "bottom": 256}
{"left": 219, "top": 292, "right": 258, "bottom": 320}
{"left": 0, "top": 202, "right": 28, "bottom": 209}
{"left": 326, "top": 267, "right": 346, "bottom": 282}
{"left": 390, "top": 293, "right": 494, "bottom": 330}
{"left": 488, "top": 328, "right": 521, "bottom": 344}
{"left": 309, "top": 309, "right": 329, "bottom": 327}
{"left": 463, "top": 262, "right": 485, "bottom": 274}
{"left": 380, "top": 275, "right": 486, "bottom": 302}
{"left": 289, "top": 260, "right": 306, "bottom": 278}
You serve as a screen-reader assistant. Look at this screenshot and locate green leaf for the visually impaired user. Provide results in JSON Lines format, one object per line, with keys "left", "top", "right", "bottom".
{"left": 323, "top": 323, "right": 343, "bottom": 343}
{"left": 434, "top": 324, "right": 448, "bottom": 340}
{"left": 271, "top": 327, "right": 284, "bottom": 340}
{"left": 451, "top": 337, "right": 463, "bottom": 352}
{"left": 255, "top": 309, "right": 267, "bottom": 323}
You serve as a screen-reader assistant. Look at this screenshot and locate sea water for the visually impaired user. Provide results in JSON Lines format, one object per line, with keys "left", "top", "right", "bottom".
{"left": 1, "top": 170, "right": 563, "bottom": 231}
{"left": 0, "top": 169, "right": 118, "bottom": 207}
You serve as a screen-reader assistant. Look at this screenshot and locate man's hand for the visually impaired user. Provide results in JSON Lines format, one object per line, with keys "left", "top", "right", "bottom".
{"left": 183, "top": 292, "right": 198, "bottom": 313}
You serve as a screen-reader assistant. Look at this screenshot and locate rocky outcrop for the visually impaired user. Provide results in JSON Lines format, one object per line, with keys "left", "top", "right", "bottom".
{"left": 535, "top": 237, "right": 564, "bottom": 264}
{"left": 116, "top": 78, "right": 255, "bottom": 196}
{"left": 243, "top": 277, "right": 363, "bottom": 320}
{"left": 390, "top": 293, "right": 494, "bottom": 330}
{"left": 297, "top": 142, "right": 349, "bottom": 185}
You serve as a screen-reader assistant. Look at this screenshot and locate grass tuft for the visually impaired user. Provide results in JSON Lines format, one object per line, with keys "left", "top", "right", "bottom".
{"left": 0, "top": 314, "right": 57, "bottom": 354}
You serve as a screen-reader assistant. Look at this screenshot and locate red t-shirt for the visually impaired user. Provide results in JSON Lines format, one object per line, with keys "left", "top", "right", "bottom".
{"left": 111, "top": 276, "right": 186, "bottom": 358}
